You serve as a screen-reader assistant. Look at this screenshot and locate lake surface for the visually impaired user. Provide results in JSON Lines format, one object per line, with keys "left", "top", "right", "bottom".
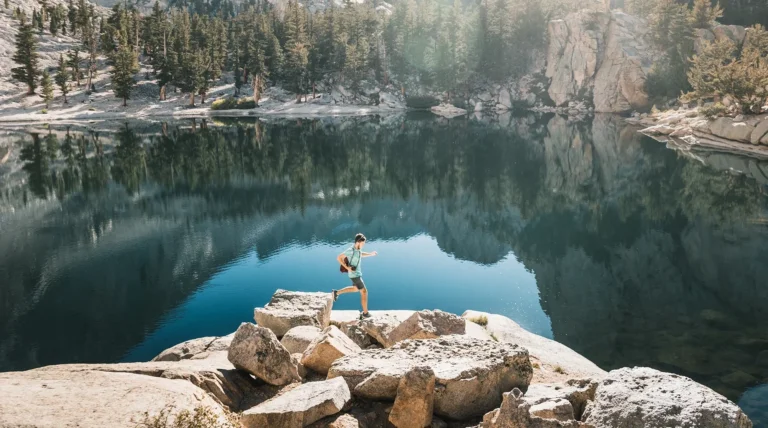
{"left": 1, "top": 114, "right": 767, "bottom": 425}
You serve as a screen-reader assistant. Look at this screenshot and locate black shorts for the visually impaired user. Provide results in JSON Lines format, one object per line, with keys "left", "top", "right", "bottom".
{"left": 351, "top": 277, "right": 366, "bottom": 290}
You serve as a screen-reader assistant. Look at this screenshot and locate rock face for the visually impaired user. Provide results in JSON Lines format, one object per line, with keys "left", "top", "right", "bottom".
{"left": 241, "top": 377, "right": 351, "bottom": 428}
{"left": 255, "top": 289, "right": 334, "bottom": 337}
{"left": 593, "top": 12, "right": 654, "bottom": 113}
{"left": 583, "top": 367, "right": 753, "bottom": 428}
{"left": 227, "top": 322, "right": 300, "bottom": 386}
{"left": 750, "top": 119, "right": 768, "bottom": 145}
{"left": 546, "top": 10, "right": 608, "bottom": 107}
{"left": 709, "top": 117, "right": 755, "bottom": 143}
{"left": 389, "top": 366, "right": 436, "bottom": 428}
{"left": 282, "top": 326, "right": 323, "bottom": 354}
{"left": 301, "top": 326, "right": 362, "bottom": 374}
{"left": 152, "top": 334, "right": 233, "bottom": 362}
{"left": 328, "top": 335, "right": 533, "bottom": 420}
{"left": 0, "top": 367, "right": 232, "bottom": 428}
{"left": 546, "top": 10, "right": 654, "bottom": 113}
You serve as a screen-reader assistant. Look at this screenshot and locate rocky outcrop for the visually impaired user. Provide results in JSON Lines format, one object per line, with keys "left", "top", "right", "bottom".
{"left": 583, "top": 367, "right": 753, "bottom": 427}
{"left": 463, "top": 311, "right": 605, "bottom": 382}
{"left": 328, "top": 335, "right": 533, "bottom": 420}
{"left": 282, "top": 326, "right": 323, "bottom": 354}
{"left": 356, "top": 310, "right": 465, "bottom": 348}
{"left": 695, "top": 23, "right": 748, "bottom": 54}
{"left": 301, "top": 326, "right": 362, "bottom": 374}
{"left": 0, "top": 367, "right": 233, "bottom": 428}
{"left": 241, "top": 377, "right": 351, "bottom": 428}
{"left": 431, "top": 104, "right": 467, "bottom": 119}
{"left": 152, "top": 334, "right": 233, "bottom": 362}
{"left": 227, "top": 322, "right": 301, "bottom": 386}
{"left": 710, "top": 117, "right": 755, "bottom": 143}
{"left": 389, "top": 366, "right": 436, "bottom": 428}
{"left": 255, "top": 289, "right": 334, "bottom": 337}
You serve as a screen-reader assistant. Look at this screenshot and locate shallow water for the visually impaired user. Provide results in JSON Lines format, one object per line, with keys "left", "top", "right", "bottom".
{"left": 1, "top": 114, "right": 767, "bottom": 425}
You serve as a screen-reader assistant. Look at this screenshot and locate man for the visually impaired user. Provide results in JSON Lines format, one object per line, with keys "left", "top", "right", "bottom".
{"left": 333, "top": 233, "right": 377, "bottom": 318}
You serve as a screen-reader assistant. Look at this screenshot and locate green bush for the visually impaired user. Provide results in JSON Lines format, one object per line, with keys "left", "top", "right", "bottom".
{"left": 699, "top": 102, "right": 728, "bottom": 118}
{"left": 40, "top": 109, "right": 48, "bottom": 114}
{"left": 211, "top": 97, "right": 256, "bottom": 110}
{"left": 134, "top": 405, "right": 239, "bottom": 428}
{"left": 406, "top": 95, "right": 440, "bottom": 109}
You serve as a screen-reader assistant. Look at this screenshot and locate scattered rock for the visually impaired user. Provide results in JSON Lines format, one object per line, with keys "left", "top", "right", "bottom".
{"left": 389, "top": 366, "right": 436, "bottom": 428}
{"left": 529, "top": 398, "right": 575, "bottom": 422}
{"left": 282, "top": 326, "right": 323, "bottom": 354}
{"left": 152, "top": 334, "right": 233, "bottom": 362}
{"left": 750, "top": 119, "right": 768, "bottom": 145}
{"left": 327, "top": 413, "right": 361, "bottom": 428}
{"left": 431, "top": 104, "right": 467, "bottom": 119}
{"left": 709, "top": 117, "right": 755, "bottom": 143}
{"left": 227, "top": 322, "right": 300, "bottom": 386}
{"left": 337, "top": 322, "right": 374, "bottom": 349}
{"left": 292, "top": 353, "right": 309, "bottom": 378}
{"left": 241, "top": 377, "right": 351, "bottom": 428}
{"left": 328, "top": 335, "right": 533, "bottom": 420}
{"left": 302, "top": 326, "right": 362, "bottom": 375}
{"left": 255, "top": 289, "right": 334, "bottom": 337}
{"left": 359, "top": 314, "right": 404, "bottom": 348}
{"left": 582, "top": 367, "right": 753, "bottom": 428}
{"left": 387, "top": 310, "right": 466, "bottom": 345}
{"left": 483, "top": 387, "right": 594, "bottom": 428}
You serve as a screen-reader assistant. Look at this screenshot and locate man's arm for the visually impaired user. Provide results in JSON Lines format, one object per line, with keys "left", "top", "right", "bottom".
{"left": 361, "top": 251, "right": 378, "bottom": 257}
{"left": 337, "top": 253, "right": 353, "bottom": 271}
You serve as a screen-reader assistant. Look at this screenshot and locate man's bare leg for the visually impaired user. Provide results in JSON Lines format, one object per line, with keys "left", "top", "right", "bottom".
{"left": 336, "top": 286, "right": 359, "bottom": 296}
{"left": 360, "top": 288, "right": 368, "bottom": 313}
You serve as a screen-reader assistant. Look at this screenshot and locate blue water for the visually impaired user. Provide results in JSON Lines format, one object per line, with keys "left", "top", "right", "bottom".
{"left": 1, "top": 115, "right": 766, "bottom": 425}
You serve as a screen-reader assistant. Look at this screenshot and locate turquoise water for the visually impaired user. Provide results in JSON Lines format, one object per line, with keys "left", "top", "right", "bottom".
{"left": 0, "top": 114, "right": 766, "bottom": 425}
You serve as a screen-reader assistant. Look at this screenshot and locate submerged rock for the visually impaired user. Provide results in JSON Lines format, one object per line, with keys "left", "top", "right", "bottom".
{"left": 389, "top": 366, "right": 436, "bottom": 428}
{"left": 583, "top": 367, "right": 753, "bottom": 427}
{"left": 227, "top": 322, "right": 300, "bottom": 386}
{"left": 255, "top": 289, "right": 334, "bottom": 337}
{"left": 301, "top": 326, "right": 362, "bottom": 374}
{"left": 241, "top": 377, "right": 351, "bottom": 428}
{"left": 328, "top": 335, "right": 533, "bottom": 420}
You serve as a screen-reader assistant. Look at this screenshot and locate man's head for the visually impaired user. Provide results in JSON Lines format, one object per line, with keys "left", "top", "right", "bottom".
{"left": 354, "top": 233, "right": 366, "bottom": 249}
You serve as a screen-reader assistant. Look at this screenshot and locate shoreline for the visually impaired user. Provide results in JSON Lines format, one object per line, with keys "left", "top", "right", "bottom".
{"left": 0, "top": 289, "right": 755, "bottom": 428}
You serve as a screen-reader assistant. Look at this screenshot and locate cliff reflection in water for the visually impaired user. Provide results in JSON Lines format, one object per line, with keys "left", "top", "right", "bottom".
{"left": 1, "top": 114, "right": 767, "bottom": 410}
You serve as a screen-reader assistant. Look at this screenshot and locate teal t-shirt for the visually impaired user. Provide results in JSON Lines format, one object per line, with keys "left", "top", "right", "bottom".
{"left": 343, "top": 246, "right": 363, "bottom": 278}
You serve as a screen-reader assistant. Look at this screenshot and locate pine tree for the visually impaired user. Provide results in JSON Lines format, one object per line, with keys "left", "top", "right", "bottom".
{"left": 111, "top": 44, "right": 137, "bottom": 106}
{"left": 690, "top": 0, "right": 724, "bottom": 29}
{"left": 11, "top": 18, "right": 40, "bottom": 95}
{"left": 68, "top": 0, "right": 78, "bottom": 35}
{"left": 283, "top": 0, "right": 309, "bottom": 101}
{"left": 55, "top": 54, "right": 69, "bottom": 104}
{"left": 67, "top": 49, "right": 82, "bottom": 86}
{"left": 4, "top": 0, "right": 8, "bottom": 10}
{"left": 50, "top": 7, "right": 60, "bottom": 35}
{"left": 41, "top": 70, "right": 54, "bottom": 108}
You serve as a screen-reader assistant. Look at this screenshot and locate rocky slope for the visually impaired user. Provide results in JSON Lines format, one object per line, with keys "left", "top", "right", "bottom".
{"left": 0, "top": 289, "right": 754, "bottom": 428}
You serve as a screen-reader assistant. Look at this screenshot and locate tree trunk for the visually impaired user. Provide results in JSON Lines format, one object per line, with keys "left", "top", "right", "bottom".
{"left": 189, "top": 92, "right": 195, "bottom": 106}
{"left": 201, "top": 90, "right": 206, "bottom": 105}
{"left": 63, "top": 94, "right": 68, "bottom": 104}
{"left": 312, "top": 82, "right": 316, "bottom": 99}
{"left": 159, "top": 84, "right": 166, "bottom": 101}
{"left": 123, "top": 97, "right": 127, "bottom": 107}
{"left": 252, "top": 74, "right": 261, "bottom": 106}
{"left": 296, "top": 92, "right": 302, "bottom": 103}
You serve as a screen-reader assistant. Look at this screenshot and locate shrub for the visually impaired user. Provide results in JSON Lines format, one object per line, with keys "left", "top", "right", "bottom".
{"left": 468, "top": 315, "right": 488, "bottom": 326}
{"left": 236, "top": 98, "right": 256, "bottom": 109}
{"left": 135, "top": 405, "right": 239, "bottom": 428}
{"left": 211, "top": 97, "right": 236, "bottom": 111}
{"left": 405, "top": 95, "right": 440, "bottom": 109}
{"left": 40, "top": 108, "right": 48, "bottom": 114}
{"left": 699, "top": 102, "right": 728, "bottom": 118}
{"left": 686, "top": 27, "right": 768, "bottom": 114}
{"left": 553, "top": 365, "right": 566, "bottom": 374}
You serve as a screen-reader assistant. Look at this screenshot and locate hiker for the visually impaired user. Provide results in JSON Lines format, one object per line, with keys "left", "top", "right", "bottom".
{"left": 333, "top": 233, "right": 377, "bottom": 318}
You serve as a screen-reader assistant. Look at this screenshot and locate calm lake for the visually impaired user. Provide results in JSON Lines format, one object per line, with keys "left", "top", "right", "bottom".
{"left": 1, "top": 113, "right": 767, "bottom": 425}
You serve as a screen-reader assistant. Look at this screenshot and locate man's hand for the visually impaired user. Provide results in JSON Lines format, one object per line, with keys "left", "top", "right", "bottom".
{"left": 371, "top": 251, "right": 378, "bottom": 256}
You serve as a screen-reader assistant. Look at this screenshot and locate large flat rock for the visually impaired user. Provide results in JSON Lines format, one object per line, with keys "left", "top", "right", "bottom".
{"left": 463, "top": 310, "right": 605, "bottom": 382}
{"left": 241, "top": 377, "right": 351, "bottom": 428}
{"left": 152, "top": 334, "right": 234, "bottom": 362}
{"left": 301, "top": 326, "right": 362, "bottom": 374}
{"left": 583, "top": 367, "right": 753, "bottom": 427}
{"left": 0, "top": 368, "right": 232, "bottom": 428}
{"left": 328, "top": 335, "right": 533, "bottom": 420}
{"left": 255, "top": 289, "right": 334, "bottom": 337}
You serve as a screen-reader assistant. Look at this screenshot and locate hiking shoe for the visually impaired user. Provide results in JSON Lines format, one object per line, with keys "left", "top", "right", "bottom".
{"left": 360, "top": 312, "right": 371, "bottom": 319}
{"left": 332, "top": 290, "right": 338, "bottom": 302}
